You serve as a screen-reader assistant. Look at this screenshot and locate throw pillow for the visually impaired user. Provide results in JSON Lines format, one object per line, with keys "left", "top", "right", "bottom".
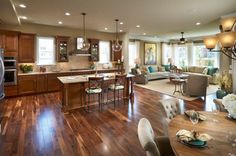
{"left": 158, "top": 66, "right": 165, "bottom": 72}
{"left": 207, "top": 68, "right": 219, "bottom": 76}
{"left": 148, "top": 66, "right": 154, "bottom": 73}
{"left": 202, "top": 68, "right": 208, "bottom": 75}
{"left": 136, "top": 68, "right": 142, "bottom": 75}
{"left": 163, "top": 65, "right": 170, "bottom": 71}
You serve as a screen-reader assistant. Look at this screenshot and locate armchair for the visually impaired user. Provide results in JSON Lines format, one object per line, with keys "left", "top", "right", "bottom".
{"left": 183, "top": 75, "right": 208, "bottom": 101}
{"left": 131, "top": 68, "right": 148, "bottom": 84}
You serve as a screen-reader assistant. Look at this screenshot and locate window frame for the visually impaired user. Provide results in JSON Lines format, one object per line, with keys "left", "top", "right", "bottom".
{"left": 99, "top": 40, "right": 111, "bottom": 64}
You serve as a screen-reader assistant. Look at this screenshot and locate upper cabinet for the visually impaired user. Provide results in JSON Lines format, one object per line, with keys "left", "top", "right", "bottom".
{"left": 110, "top": 40, "right": 122, "bottom": 61}
{"left": 19, "top": 33, "right": 35, "bottom": 63}
{"left": 0, "top": 30, "right": 19, "bottom": 57}
{"left": 89, "top": 39, "right": 99, "bottom": 62}
{"left": 56, "top": 36, "right": 69, "bottom": 62}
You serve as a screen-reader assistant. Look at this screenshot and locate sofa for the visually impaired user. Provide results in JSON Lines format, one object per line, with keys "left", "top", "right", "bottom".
{"left": 181, "top": 66, "right": 219, "bottom": 84}
{"left": 142, "top": 65, "right": 170, "bottom": 80}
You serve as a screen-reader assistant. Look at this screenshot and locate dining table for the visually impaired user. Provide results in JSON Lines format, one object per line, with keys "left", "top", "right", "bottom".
{"left": 168, "top": 111, "right": 236, "bottom": 156}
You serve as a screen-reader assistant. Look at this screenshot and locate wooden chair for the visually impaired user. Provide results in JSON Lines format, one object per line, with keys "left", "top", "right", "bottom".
{"left": 137, "top": 118, "right": 174, "bottom": 156}
{"left": 108, "top": 74, "right": 127, "bottom": 108}
{"left": 85, "top": 76, "right": 104, "bottom": 112}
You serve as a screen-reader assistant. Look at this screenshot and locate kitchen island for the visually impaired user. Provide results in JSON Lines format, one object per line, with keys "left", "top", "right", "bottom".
{"left": 58, "top": 73, "right": 134, "bottom": 112}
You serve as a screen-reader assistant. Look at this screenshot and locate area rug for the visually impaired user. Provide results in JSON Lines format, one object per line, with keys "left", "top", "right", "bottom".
{"left": 135, "top": 79, "right": 218, "bottom": 101}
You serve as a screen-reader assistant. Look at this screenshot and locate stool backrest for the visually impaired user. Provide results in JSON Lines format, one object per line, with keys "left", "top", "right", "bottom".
{"left": 88, "top": 77, "right": 104, "bottom": 88}
{"left": 115, "top": 74, "right": 127, "bottom": 86}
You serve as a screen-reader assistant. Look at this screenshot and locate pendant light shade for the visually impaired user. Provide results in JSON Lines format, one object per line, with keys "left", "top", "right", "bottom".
{"left": 81, "top": 13, "right": 90, "bottom": 51}
{"left": 112, "top": 19, "right": 122, "bottom": 52}
{"left": 203, "top": 36, "right": 218, "bottom": 50}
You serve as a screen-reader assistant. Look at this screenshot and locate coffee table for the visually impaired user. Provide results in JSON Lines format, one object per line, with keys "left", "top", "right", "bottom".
{"left": 169, "top": 73, "right": 189, "bottom": 82}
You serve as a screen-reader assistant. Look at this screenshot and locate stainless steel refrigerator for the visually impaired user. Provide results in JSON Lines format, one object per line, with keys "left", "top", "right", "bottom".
{"left": 0, "top": 48, "right": 5, "bottom": 100}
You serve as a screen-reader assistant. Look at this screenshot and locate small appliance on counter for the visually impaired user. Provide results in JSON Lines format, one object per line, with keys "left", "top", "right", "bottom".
{"left": 0, "top": 48, "right": 5, "bottom": 100}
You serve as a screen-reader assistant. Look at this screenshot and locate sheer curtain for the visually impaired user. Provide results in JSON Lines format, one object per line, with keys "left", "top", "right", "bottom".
{"left": 162, "top": 43, "right": 173, "bottom": 65}
{"left": 129, "top": 41, "right": 140, "bottom": 71}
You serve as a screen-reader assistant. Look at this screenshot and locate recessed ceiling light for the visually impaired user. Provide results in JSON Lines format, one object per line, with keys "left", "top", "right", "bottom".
{"left": 19, "top": 4, "right": 26, "bottom": 8}
{"left": 196, "top": 22, "right": 201, "bottom": 26}
{"left": 136, "top": 25, "right": 140, "bottom": 28}
{"left": 120, "top": 30, "right": 123, "bottom": 32}
{"left": 143, "top": 33, "right": 146, "bottom": 35}
{"left": 119, "top": 22, "right": 123, "bottom": 25}
{"left": 19, "top": 16, "right": 27, "bottom": 19}
{"left": 104, "top": 27, "right": 108, "bottom": 30}
{"left": 65, "top": 12, "right": 71, "bottom": 16}
{"left": 58, "top": 21, "right": 63, "bottom": 24}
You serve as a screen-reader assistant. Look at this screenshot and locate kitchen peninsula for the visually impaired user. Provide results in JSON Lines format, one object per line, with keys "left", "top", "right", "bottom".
{"left": 58, "top": 73, "right": 134, "bottom": 112}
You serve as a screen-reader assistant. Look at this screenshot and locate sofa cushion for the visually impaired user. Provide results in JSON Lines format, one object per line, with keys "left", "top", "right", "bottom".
{"left": 136, "top": 68, "right": 142, "bottom": 75}
{"left": 207, "top": 67, "right": 218, "bottom": 76}
{"left": 148, "top": 66, "right": 154, "bottom": 73}
{"left": 163, "top": 65, "right": 170, "bottom": 71}
{"left": 158, "top": 66, "right": 165, "bottom": 72}
{"left": 195, "top": 66, "right": 207, "bottom": 74}
{"left": 188, "top": 66, "right": 195, "bottom": 72}
{"left": 181, "top": 66, "right": 189, "bottom": 72}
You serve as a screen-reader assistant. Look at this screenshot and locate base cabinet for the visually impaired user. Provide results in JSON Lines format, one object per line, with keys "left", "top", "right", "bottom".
{"left": 18, "top": 75, "right": 37, "bottom": 95}
{"left": 4, "top": 85, "right": 18, "bottom": 97}
{"left": 37, "top": 75, "right": 47, "bottom": 93}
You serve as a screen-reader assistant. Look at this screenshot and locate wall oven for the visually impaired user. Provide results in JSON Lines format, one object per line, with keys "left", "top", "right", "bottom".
{"left": 4, "top": 57, "right": 17, "bottom": 86}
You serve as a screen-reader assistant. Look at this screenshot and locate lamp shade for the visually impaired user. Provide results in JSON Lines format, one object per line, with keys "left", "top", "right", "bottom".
{"left": 217, "top": 31, "right": 236, "bottom": 48}
{"left": 81, "top": 39, "right": 90, "bottom": 51}
{"left": 203, "top": 36, "right": 218, "bottom": 50}
{"left": 112, "top": 40, "right": 122, "bottom": 52}
{"left": 220, "top": 17, "right": 236, "bottom": 32}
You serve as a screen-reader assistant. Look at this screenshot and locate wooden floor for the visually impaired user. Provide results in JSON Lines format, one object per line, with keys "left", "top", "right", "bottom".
{"left": 0, "top": 85, "right": 217, "bottom": 156}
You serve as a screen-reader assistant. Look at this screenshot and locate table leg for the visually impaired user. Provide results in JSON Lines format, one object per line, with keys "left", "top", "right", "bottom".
{"left": 130, "top": 77, "right": 134, "bottom": 104}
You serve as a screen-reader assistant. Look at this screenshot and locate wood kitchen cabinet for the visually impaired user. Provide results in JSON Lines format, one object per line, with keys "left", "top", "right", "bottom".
{"left": 2, "top": 31, "right": 19, "bottom": 57}
{"left": 18, "top": 75, "right": 37, "bottom": 95}
{"left": 110, "top": 40, "right": 122, "bottom": 61}
{"left": 37, "top": 75, "right": 47, "bottom": 93}
{"left": 47, "top": 74, "right": 62, "bottom": 92}
{"left": 56, "top": 36, "right": 69, "bottom": 62}
{"left": 4, "top": 85, "right": 18, "bottom": 97}
{"left": 89, "top": 39, "right": 99, "bottom": 61}
{"left": 19, "top": 33, "right": 35, "bottom": 63}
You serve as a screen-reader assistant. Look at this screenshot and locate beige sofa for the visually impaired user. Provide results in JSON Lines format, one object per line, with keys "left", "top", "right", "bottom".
{"left": 182, "top": 66, "right": 219, "bottom": 84}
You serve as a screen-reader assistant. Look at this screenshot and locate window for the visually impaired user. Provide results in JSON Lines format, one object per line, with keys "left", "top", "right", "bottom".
{"left": 193, "top": 45, "right": 219, "bottom": 67}
{"left": 129, "top": 41, "right": 139, "bottom": 70}
{"left": 162, "top": 43, "right": 172, "bottom": 65}
{"left": 174, "top": 45, "right": 188, "bottom": 67}
{"left": 99, "top": 41, "right": 110, "bottom": 63}
{"left": 36, "top": 37, "right": 55, "bottom": 65}
{"left": 77, "top": 37, "right": 84, "bottom": 50}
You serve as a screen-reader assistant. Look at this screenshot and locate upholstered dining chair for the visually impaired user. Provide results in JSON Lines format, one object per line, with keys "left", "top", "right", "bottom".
{"left": 159, "top": 98, "right": 181, "bottom": 123}
{"left": 108, "top": 74, "right": 127, "bottom": 108}
{"left": 213, "top": 99, "right": 227, "bottom": 112}
{"left": 137, "top": 118, "right": 174, "bottom": 156}
{"left": 85, "top": 76, "right": 104, "bottom": 112}
{"left": 183, "top": 75, "right": 208, "bottom": 101}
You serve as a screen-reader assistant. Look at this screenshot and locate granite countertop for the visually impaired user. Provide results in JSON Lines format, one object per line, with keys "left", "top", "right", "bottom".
{"left": 58, "top": 73, "right": 134, "bottom": 84}
{"left": 18, "top": 68, "right": 119, "bottom": 76}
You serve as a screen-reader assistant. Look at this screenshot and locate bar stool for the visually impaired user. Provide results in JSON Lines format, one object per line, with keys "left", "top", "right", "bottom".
{"left": 85, "top": 76, "right": 104, "bottom": 112}
{"left": 107, "top": 74, "right": 127, "bottom": 108}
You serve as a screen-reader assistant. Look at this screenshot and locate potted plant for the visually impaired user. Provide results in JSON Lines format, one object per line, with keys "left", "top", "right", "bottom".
{"left": 216, "top": 71, "right": 232, "bottom": 99}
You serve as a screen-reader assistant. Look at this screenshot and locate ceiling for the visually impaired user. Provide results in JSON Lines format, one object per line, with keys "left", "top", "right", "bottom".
{"left": 0, "top": 0, "right": 236, "bottom": 41}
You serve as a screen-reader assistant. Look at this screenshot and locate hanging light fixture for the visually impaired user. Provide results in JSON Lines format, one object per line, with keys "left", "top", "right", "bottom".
{"left": 112, "top": 19, "right": 122, "bottom": 52}
{"left": 80, "top": 13, "right": 90, "bottom": 51}
{"left": 179, "top": 32, "right": 186, "bottom": 44}
{"left": 204, "top": 16, "right": 236, "bottom": 60}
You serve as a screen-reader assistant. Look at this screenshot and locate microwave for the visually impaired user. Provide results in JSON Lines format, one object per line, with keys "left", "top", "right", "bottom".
{"left": 4, "top": 57, "right": 17, "bottom": 69}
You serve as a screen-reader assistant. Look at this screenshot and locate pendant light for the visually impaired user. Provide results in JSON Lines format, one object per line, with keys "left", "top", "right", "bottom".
{"left": 179, "top": 32, "right": 186, "bottom": 44}
{"left": 81, "top": 13, "right": 90, "bottom": 51}
{"left": 112, "top": 19, "right": 122, "bottom": 52}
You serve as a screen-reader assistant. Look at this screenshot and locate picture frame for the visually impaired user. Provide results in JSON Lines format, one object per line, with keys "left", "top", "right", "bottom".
{"left": 144, "top": 42, "right": 157, "bottom": 65}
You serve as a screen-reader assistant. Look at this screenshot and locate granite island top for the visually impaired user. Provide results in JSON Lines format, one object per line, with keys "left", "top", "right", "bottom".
{"left": 18, "top": 68, "right": 120, "bottom": 76}
{"left": 58, "top": 73, "right": 134, "bottom": 84}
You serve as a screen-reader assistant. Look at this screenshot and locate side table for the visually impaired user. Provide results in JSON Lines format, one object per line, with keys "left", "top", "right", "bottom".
{"left": 172, "top": 79, "right": 186, "bottom": 95}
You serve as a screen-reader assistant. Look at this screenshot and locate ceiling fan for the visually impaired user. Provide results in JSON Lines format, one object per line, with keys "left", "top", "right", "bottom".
{"left": 179, "top": 32, "right": 186, "bottom": 44}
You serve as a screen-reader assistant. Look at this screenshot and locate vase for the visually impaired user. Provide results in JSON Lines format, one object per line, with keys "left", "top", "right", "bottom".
{"left": 216, "top": 89, "right": 228, "bottom": 99}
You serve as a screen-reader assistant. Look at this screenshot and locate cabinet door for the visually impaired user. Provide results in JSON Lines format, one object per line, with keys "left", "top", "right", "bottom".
{"left": 18, "top": 75, "right": 37, "bottom": 95}
{"left": 56, "top": 36, "right": 69, "bottom": 62}
{"left": 5, "top": 33, "right": 18, "bottom": 52}
{"left": 4, "top": 85, "right": 18, "bottom": 97}
{"left": 19, "top": 33, "right": 35, "bottom": 63}
{"left": 110, "top": 40, "right": 122, "bottom": 61}
{"left": 47, "top": 74, "right": 61, "bottom": 92}
{"left": 89, "top": 39, "right": 99, "bottom": 61}
{"left": 37, "top": 75, "right": 47, "bottom": 93}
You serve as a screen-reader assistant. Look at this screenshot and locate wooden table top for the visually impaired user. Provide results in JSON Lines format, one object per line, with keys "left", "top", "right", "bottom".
{"left": 168, "top": 111, "right": 236, "bottom": 156}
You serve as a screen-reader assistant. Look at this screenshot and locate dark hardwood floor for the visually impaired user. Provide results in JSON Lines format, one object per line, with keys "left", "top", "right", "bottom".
{"left": 0, "top": 85, "right": 217, "bottom": 156}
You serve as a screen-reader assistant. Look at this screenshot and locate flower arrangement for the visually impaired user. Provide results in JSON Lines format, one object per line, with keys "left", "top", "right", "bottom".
{"left": 222, "top": 94, "right": 236, "bottom": 119}
{"left": 217, "top": 71, "right": 232, "bottom": 93}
